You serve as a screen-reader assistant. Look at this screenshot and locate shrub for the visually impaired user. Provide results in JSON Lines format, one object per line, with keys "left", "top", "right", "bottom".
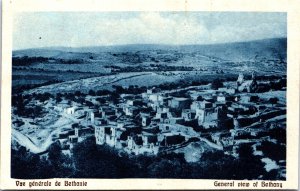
{"left": 211, "top": 79, "right": 224, "bottom": 90}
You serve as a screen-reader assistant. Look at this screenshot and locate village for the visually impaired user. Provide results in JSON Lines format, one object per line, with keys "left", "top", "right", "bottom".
{"left": 10, "top": 70, "right": 287, "bottom": 179}
{"left": 33, "top": 72, "right": 285, "bottom": 161}
{"left": 8, "top": 10, "right": 290, "bottom": 181}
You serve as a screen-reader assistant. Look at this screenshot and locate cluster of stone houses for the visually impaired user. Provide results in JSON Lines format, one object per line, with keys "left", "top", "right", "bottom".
{"left": 55, "top": 72, "right": 286, "bottom": 157}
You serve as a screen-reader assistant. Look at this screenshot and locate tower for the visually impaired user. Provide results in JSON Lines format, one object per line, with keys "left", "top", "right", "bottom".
{"left": 236, "top": 73, "right": 244, "bottom": 87}
{"left": 251, "top": 71, "right": 256, "bottom": 81}
{"left": 248, "top": 71, "right": 258, "bottom": 92}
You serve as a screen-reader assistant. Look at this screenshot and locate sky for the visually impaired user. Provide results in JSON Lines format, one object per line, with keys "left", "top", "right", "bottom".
{"left": 13, "top": 12, "right": 287, "bottom": 50}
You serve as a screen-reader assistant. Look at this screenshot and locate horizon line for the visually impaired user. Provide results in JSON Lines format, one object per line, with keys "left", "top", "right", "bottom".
{"left": 12, "top": 37, "right": 287, "bottom": 52}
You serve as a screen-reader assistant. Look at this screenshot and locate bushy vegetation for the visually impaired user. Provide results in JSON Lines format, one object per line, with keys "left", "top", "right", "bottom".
{"left": 12, "top": 94, "right": 44, "bottom": 118}
{"left": 12, "top": 56, "right": 50, "bottom": 66}
{"left": 12, "top": 80, "right": 63, "bottom": 94}
{"left": 109, "top": 65, "right": 194, "bottom": 73}
{"left": 110, "top": 51, "right": 182, "bottom": 64}
{"left": 257, "top": 141, "right": 286, "bottom": 162}
{"left": 11, "top": 143, "right": 73, "bottom": 179}
{"left": 211, "top": 78, "right": 224, "bottom": 90}
{"left": 11, "top": 138, "right": 277, "bottom": 179}
{"left": 12, "top": 56, "right": 83, "bottom": 66}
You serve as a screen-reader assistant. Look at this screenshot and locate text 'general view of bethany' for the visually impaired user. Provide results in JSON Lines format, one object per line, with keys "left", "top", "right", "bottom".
{"left": 11, "top": 12, "right": 287, "bottom": 180}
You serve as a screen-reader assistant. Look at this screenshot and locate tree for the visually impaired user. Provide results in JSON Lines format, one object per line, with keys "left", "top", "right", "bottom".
{"left": 55, "top": 95, "right": 62, "bottom": 103}
{"left": 14, "top": 94, "right": 25, "bottom": 116}
{"left": 269, "top": 97, "right": 279, "bottom": 106}
{"left": 33, "top": 105, "right": 43, "bottom": 118}
{"left": 88, "top": 90, "right": 96, "bottom": 96}
{"left": 96, "top": 90, "right": 111, "bottom": 96}
{"left": 109, "top": 92, "right": 120, "bottom": 104}
{"left": 75, "top": 91, "right": 82, "bottom": 97}
{"left": 147, "top": 159, "right": 182, "bottom": 178}
{"left": 211, "top": 79, "right": 224, "bottom": 90}
{"left": 96, "top": 97, "right": 106, "bottom": 104}
{"left": 269, "top": 127, "right": 286, "bottom": 144}
{"left": 233, "top": 143, "right": 266, "bottom": 179}
{"left": 48, "top": 141, "right": 63, "bottom": 167}
{"left": 85, "top": 101, "right": 94, "bottom": 107}
{"left": 259, "top": 141, "right": 286, "bottom": 162}
{"left": 72, "top": 138, "right": 119, "bottom": 178}
{"left": 113, "top": 85, "right": 125, "bottom": 94}
{"left": 11, "top": 148, "right": 42, "bottom": 179}
{"left": 71, "top": 123, "right": 79, "bottom": 129}
{"left": 197, "top": 96, "right": 203, "bottom": 101}
{"left": 75, "top": 97, "right": 85, "bottom": 104}
{"left": 36, "top": 92, "right": 51, "bottom": 102}
{"left": 65, "top": 93, "right": 75, "bottom": 101}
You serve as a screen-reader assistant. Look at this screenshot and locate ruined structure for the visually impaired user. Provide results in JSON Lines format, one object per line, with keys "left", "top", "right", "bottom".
{"left": 236, "top": 72, "right": 258, "bottom": 93}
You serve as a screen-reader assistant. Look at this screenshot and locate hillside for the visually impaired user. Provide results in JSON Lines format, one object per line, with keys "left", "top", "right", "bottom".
{"left": 12, "top": 38, "right": 287, "bottom": 92}
{"left": 13, "top": 38, "right": 286, "bottom": 61}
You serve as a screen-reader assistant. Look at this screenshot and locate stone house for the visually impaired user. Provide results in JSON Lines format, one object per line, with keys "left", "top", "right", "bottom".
{"left": 196, "top": 106, "right": 228, "bottom": 129}
{"left": 217, "top": 94, "right": 234, "bottom": 103}
{"left": 158, "top": 123, "right": 197, "bottom": 137}
{"left": 149, "top": 93, "right": 160, "bottom": 103}
{"left": 191, "top": 100, "right": 213, "bottom": 110}
{"left": 168, "top": 97, "right": 191, "bottom": 110}
{"left": 163, "top": 117, "right": 185, "bottom": 125}
{"left": 124, "top": 106, "right": 140, "bottom": 116}
{"left": 196, "top": 107, "right": 218, "bottom": 128}
{"left": 240, "top": 95, "right": 260, "bottom": 103}
{"left": 236, "top": 72, "right": 258, "bottom": 93}
{"left": 155, "top": 112, "right": 168, "bottom": 120}
{"left": 127, "top": 99, "right": 143, "bottom": 106}
{"left": 74, "top": 126, "right": 94, "bottom": 142}
{"left": 64, "top": 106, "right": 76, "bottom": 115}
{"left": 95, "top": 125, "right": 125, "bottom": 148}
{"left": 126, "top": 134, "right": 159, "bottom": 155}
{"left": 159, "top": 133, "right": 186, "bottom": 147}
{"left": 68, "top": 135, "right": 78, "bottom": 149}
{"left": 142, "top": 116, "right": 151, "bottom": 127}
{"left": 98, "top": 106, "right": 116, "bottom": 120}
{"left": 211, "top": 132, "right": 233, "bottom": 146}
{"left": 182, "top": 109, "right": 196, "bottom": 121}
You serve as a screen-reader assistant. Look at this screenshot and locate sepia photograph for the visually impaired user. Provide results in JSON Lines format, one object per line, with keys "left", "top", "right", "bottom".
{"left": 1, "top": 0, "right": 299, "bottom": 190}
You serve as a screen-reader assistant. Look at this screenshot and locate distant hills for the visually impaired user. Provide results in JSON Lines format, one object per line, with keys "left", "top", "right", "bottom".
{"left": 12, "top": 38, "right": 287, "bottom": 93}
{"left": 13, "top": 38, "right": 286, "bottom": 62}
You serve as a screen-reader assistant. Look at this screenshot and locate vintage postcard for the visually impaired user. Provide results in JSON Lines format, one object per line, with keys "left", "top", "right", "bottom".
{"left": 1, "top": 0, "right": 299, "bottom": 190}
